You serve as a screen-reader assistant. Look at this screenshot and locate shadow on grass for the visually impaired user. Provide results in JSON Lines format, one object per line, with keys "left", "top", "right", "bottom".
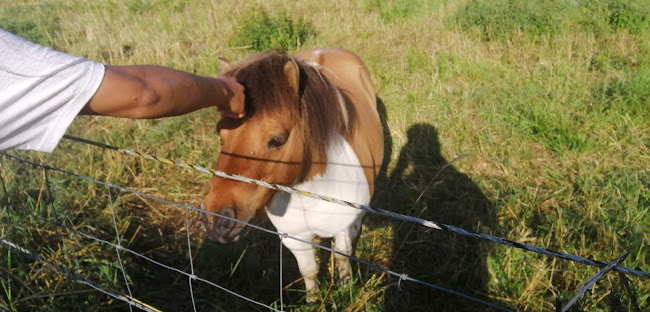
{"left": 0, "top": 160, "right": 288, "bottom": 312}
{"left": 370, "top": 120, "right": 506, "bottom": 311}
{"left": 0, "top": 99, "right": 507, "bottom": 311}
{"left": 118, "top": 206, "right": 290, "bottom": 312}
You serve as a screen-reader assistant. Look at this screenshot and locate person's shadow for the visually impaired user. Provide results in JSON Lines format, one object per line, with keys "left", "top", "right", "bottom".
{"left": 371, "top": 122, "right": 503, "bottom": 311}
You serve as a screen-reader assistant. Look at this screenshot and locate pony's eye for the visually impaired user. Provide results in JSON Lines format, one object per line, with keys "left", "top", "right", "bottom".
{"left": 267, "top": 135, "right": 287, "bottom": 149}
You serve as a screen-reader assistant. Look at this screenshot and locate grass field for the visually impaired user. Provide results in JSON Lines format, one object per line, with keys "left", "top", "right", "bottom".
{"left": 1, "top": 0, "right": 649, "bottom": 311}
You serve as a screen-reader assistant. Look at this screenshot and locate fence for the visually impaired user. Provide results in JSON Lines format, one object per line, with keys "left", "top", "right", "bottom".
{"left": 1, "top": 136, "right": 647, "bottom": 311}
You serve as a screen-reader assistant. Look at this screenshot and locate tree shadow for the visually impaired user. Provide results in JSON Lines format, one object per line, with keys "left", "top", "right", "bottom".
{"left": 370, "top": 122, "right": 504, "bottom": 311}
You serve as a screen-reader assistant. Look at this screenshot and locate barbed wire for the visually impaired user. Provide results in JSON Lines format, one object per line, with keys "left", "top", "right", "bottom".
{"left": 0, "top": 151, "right": 512, "bottom": 311}
{"left": 108, "top": 187, "right": 136, "bottom": 312}
{"left": 0, "top": 237, "right": 161, "bottom": 312}
{"left": 0, "top": 156, "right": 284, "bottom": 311}
{"left": 61, "top": 135, "right": 650, "bottom": 280}
{"left": 561, "top": 253, "right": 629, "bottom": 312}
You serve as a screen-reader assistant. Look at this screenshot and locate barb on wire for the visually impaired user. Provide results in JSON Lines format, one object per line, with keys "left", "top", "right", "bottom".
{"left": 0, "top": 237, "right": 161, "bottom": 312}
{"left": 561, "top": 253, "right": 629, "bottom": 312}
{"left": 1, "top": 151, "right": 512, "bottom": 312}
{"left": 60, "top": 136, "right": 650, "bottom": 280}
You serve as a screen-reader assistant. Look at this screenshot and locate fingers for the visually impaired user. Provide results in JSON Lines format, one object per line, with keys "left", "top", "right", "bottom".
{"left": 220, "top": 111, "right": 243, "bottom": 119}
{"left": 216, "top": 75, "right": 246, "bottom": 119}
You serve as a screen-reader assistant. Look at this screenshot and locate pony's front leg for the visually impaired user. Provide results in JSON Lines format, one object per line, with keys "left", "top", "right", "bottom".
{"left": 282, "top": 233, "right": 319, "bottom": 303}
{"left": 333, "top": 216, "right": 363, "bottom": 285}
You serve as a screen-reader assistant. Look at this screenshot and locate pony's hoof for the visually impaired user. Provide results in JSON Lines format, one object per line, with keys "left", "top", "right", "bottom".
{"left": 306, "top": 293, "right": 319, "bottom": 304}
{"left": 337, "top": 274, "right": 350, "bottom": 286}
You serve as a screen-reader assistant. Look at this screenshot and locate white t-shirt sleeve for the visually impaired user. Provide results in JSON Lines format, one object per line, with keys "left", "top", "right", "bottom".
{"left": 0, "top": 28, "right": 105, "bottom": 153}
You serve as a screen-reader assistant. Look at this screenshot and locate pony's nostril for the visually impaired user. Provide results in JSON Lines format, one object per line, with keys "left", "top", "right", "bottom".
{"left": 217, "top": 208, "right": 236, "bottom": 232}
{"left": 221, "top": 208, "right": 235, "bottom": 218}
{"left": 200, "top": 206, "right": 248, "bottom": 243}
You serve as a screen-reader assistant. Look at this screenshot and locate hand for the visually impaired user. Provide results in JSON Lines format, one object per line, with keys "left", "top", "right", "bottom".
{"left": 214, "top": 75, "right": 245, "bottom": 119}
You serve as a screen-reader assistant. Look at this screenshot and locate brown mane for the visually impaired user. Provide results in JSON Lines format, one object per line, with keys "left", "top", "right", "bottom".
{"left": 224, "top": 52, "right": 354, "bottom": 176}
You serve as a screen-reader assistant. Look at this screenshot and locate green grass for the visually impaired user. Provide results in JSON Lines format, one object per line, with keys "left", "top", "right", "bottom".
{"left": 230, "top": 6, "right": 314, "bottom": 52}
{"left": 1, "top": 0, "right": 649, "bottom": 311}
{"left": 0, "top": 3, "right": 61, "bottom": 47}
{"left": 362, "top": 0, "right": 446, "bottom": 24}
{"left": 455, "top": 0, "right": 650, "bottom": 42}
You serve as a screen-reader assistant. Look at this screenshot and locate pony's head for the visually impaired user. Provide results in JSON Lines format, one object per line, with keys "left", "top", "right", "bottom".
{"left": 200, "top": 53, "right": 350, "bottom": 243}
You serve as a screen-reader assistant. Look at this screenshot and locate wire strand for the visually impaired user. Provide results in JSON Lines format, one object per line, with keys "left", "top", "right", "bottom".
{"left": 0, "top": 237, "right": 161, "bottom": 312}
{"left": 57, "top": 136, "right": 650, "bottom": 280}
{"left": 186, "top": 207, "right": 198, "bottom": 312}
{"left": 1, "top": 151, "right": 512, "bottom": 311}
{"left": 108, "top": 187, "right": 135, "bottom": 312}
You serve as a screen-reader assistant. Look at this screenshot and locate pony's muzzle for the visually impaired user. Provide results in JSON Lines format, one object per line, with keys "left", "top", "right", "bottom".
{"left": 199, "top": 205, "right": 247, "bottom": 243}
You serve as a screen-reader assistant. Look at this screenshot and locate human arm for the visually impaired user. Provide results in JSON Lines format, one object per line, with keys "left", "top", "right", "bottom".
{"left": 80, "top": 65, "right": 245, "bottom": 119}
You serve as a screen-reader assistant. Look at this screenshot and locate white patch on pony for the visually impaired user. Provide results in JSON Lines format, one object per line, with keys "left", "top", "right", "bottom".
{"left": 266, "top": 133, "right": 368, "bottom": 238}
{"left": 305, "top": 60, "right": 321, "bottom": 68}
{"left": 311, "top": 48, "right": 323, "bottom": 57}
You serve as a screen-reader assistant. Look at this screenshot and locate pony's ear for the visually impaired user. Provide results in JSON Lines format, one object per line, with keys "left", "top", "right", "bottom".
{"left": 218, "top": 56, "right": 233, "bottom": 72}
{"left": 283, "top": 58, "right": 300, "bottom": 97}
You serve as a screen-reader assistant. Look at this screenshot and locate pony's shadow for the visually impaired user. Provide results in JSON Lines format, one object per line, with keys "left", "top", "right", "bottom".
{"left": 190, "top": 219, "right": 302, "bottom": 311}
{"left": 370, "top": 122, "right": 502, "bottom": 311}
